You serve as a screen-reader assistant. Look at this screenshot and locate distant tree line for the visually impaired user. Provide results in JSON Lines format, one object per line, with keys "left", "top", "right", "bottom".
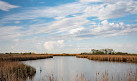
{"left": 81, "top": 48, "right": 128, "bottom": 55}
{"left": 5, "top": 52, "right": 35, "bottom": 55}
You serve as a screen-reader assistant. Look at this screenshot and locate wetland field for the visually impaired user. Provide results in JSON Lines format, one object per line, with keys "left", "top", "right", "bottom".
{"left": 0, "top": 54, "right": 137, "bottom": 81}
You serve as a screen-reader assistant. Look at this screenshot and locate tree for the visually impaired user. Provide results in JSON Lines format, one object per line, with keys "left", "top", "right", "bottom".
{"left": 91, "top": 49, "right": 95, "bottom": 54}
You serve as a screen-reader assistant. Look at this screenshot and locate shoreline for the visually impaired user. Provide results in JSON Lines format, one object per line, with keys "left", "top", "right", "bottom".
{"left": 0, "top": 54, "right": 53, "bottom": 81}
{"left": 76, "top": 55, "right": 137, "bottom": 63}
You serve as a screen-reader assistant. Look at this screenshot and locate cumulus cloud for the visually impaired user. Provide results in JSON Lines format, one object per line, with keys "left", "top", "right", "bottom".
{"left": 74, "top": 20, "right": 137, "bottom": 39}
{"left": 44, "top": 40, "right": 64, "bottom": 50}
{"left": 0, "top": 0, "right": 19, "bottom": 11}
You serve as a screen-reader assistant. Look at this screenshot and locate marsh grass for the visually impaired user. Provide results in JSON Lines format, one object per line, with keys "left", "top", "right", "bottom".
{"left": 1, "top": 54, "right": 137, "bottom": 81}
{"left": 0, "top": 54, "right": 53, "bottom": 81}
{"left": 41, "top": 70, "right": 137, "bottom": 81}
{"left": 0, "top": 61, "right": 36, "bottom": 81}
{"left": 76, "top": 55, "right": 137, "bottom": 63}
{"left": 0, "top": 54, "right": 53, "bottom": 61}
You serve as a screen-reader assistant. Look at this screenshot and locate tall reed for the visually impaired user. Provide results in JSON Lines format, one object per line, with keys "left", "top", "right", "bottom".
{"left": 0, "top": 54, "right": 53, "bottom": 81}
{"left": 0, "top": 61, "right": 36, "bottom": 81}
{"left": 76, "top": 55, "right": 137, "bottom": 63}
{"left": 0, "top": 54, "right": 53, "bottom": 61}
{"left": 41, "top": 71, "right": 137, "bottom": 81}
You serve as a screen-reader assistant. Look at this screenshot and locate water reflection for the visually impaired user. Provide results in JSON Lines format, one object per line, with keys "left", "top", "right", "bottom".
{"left": 23, "top": 56, "right": 137, "bottom": 81}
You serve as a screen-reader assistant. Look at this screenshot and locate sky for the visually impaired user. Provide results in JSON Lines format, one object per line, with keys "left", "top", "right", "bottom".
{"left": 0, "top": 0, "right": 137, "bottom": 54}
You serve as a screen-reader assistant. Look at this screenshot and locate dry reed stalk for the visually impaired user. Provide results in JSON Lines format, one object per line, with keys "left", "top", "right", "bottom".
{"left": 76, "top": 55, "right": 137, "bottom": 63}
{"left": 0, "top": 54, "right": 53, "bottom": 61}
{"left": 0, "top": 61, "right": 36, "bottom": 81}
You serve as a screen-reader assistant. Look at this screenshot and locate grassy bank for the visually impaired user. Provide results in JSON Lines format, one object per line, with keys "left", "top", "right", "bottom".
{"left": 0, "top": 54, "right": 53, "bottom": 61}
{"left": 76, "top": 55, "right": 137, "bottom": 63}
{"left": 0, "top": 54, "right": 53, "bottom": 81}
{"left": 0, "top": 61, "right": 36, "bottom": 81}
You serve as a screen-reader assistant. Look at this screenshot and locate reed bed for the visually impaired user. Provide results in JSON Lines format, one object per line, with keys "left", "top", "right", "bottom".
{"left": 41, "top": 71, "right": 137, "bottom": 81}
{"left": 0, "top": 54, "right": 53, "bottom": 61}
{"left": 0, "top": 54, "right": 53, "bottom": 81}
{"left": 0, "top": 61, "right": 36, "bottom": 81}
{"left": 96, "top": 71, "right": 137, "bottom": 81}
{"left": 76, "top": 55, "right": 137, "bottom": 63}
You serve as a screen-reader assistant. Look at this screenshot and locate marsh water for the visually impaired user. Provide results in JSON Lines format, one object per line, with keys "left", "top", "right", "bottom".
{"left": 23, "top": 56, "right": 137, "bottom": 81}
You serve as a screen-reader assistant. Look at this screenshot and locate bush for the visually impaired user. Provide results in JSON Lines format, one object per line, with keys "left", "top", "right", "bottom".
{"left": 80, "top": 52, "right": 92, "bottom": 55}
{"left": 115, "top": 52, "right": 128, "bottom": 55}
{"left": 92, "top": 52, "right": 105, "bottom": 55}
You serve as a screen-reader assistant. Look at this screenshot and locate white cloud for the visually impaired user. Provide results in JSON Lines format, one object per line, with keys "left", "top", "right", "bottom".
{"left": 80, "top": 0, "right": 102, "bottom": 3}
{"left": 69, "top": 27, "right": 84, "bottom": 34}
{"left": 0, "top": 26, "right": 22, "bottom": 40}
{"left": 14, "top": 21, "right": 20, "bottom": 24}
{"left": 0, "top": 0, "right": 137, "bottom": 45}
{"left": 44, "top": 40, "right": 64, "bottom": 50}
{"left": 57, "top": 40, "right": 64, "bottom": 47}
{"left": 42, "top": 15, "right": 90, "bottom": 34}
{"left": 83, "top": 1, "right": 137, "bottom": 20}
{"left": 14, "top": 39, "right": 20, "bottom": 42}
{"left": 80, "top": 0, "right": 133, "bottom": 3}
{"left": 1, "top": 2, "right": 85, "bottom": 21}
{"left": 44, "top": 41, "right": 56, "bottom": 50}
{"left": 1, "top": 18, "right": 136, "bottom": 41}
{"left": 55, "top": 16, "right": 65, "bottom": 20}
{"left": 0, "top": 0, "right": 137, "bottom": 54}
{"left": 0, "top": 0, "right": 19, "bottom": 11}
{"left": 66, "top": 20, "right": 137, "bottom": 40}
{"left": 93, "top": 20, "right": 120, "bottom": 32}
{"left": 1, "top": 0, "right": 137, "bottom": 23}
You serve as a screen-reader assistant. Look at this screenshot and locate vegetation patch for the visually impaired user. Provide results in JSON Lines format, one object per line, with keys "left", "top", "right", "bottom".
{"left": 76, "top": 55, "right": 137, "bottom": 63}
{"left": 0, "top": 61, "right": 36, "bottom": 81}
{"left": 0, "top": 54, "right": 53, "bottom": 81}
{"left": 0, "top": 54, "right": 53, "bottom": 61}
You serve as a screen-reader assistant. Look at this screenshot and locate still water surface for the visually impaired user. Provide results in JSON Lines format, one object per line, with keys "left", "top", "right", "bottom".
{"left": 23, "top": 56, "right": 137, "bottom": 81}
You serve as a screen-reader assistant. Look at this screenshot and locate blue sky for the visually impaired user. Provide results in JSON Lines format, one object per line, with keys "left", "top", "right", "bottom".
{"left": 0, "top": 0, "right": 137, "bottom": 54}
